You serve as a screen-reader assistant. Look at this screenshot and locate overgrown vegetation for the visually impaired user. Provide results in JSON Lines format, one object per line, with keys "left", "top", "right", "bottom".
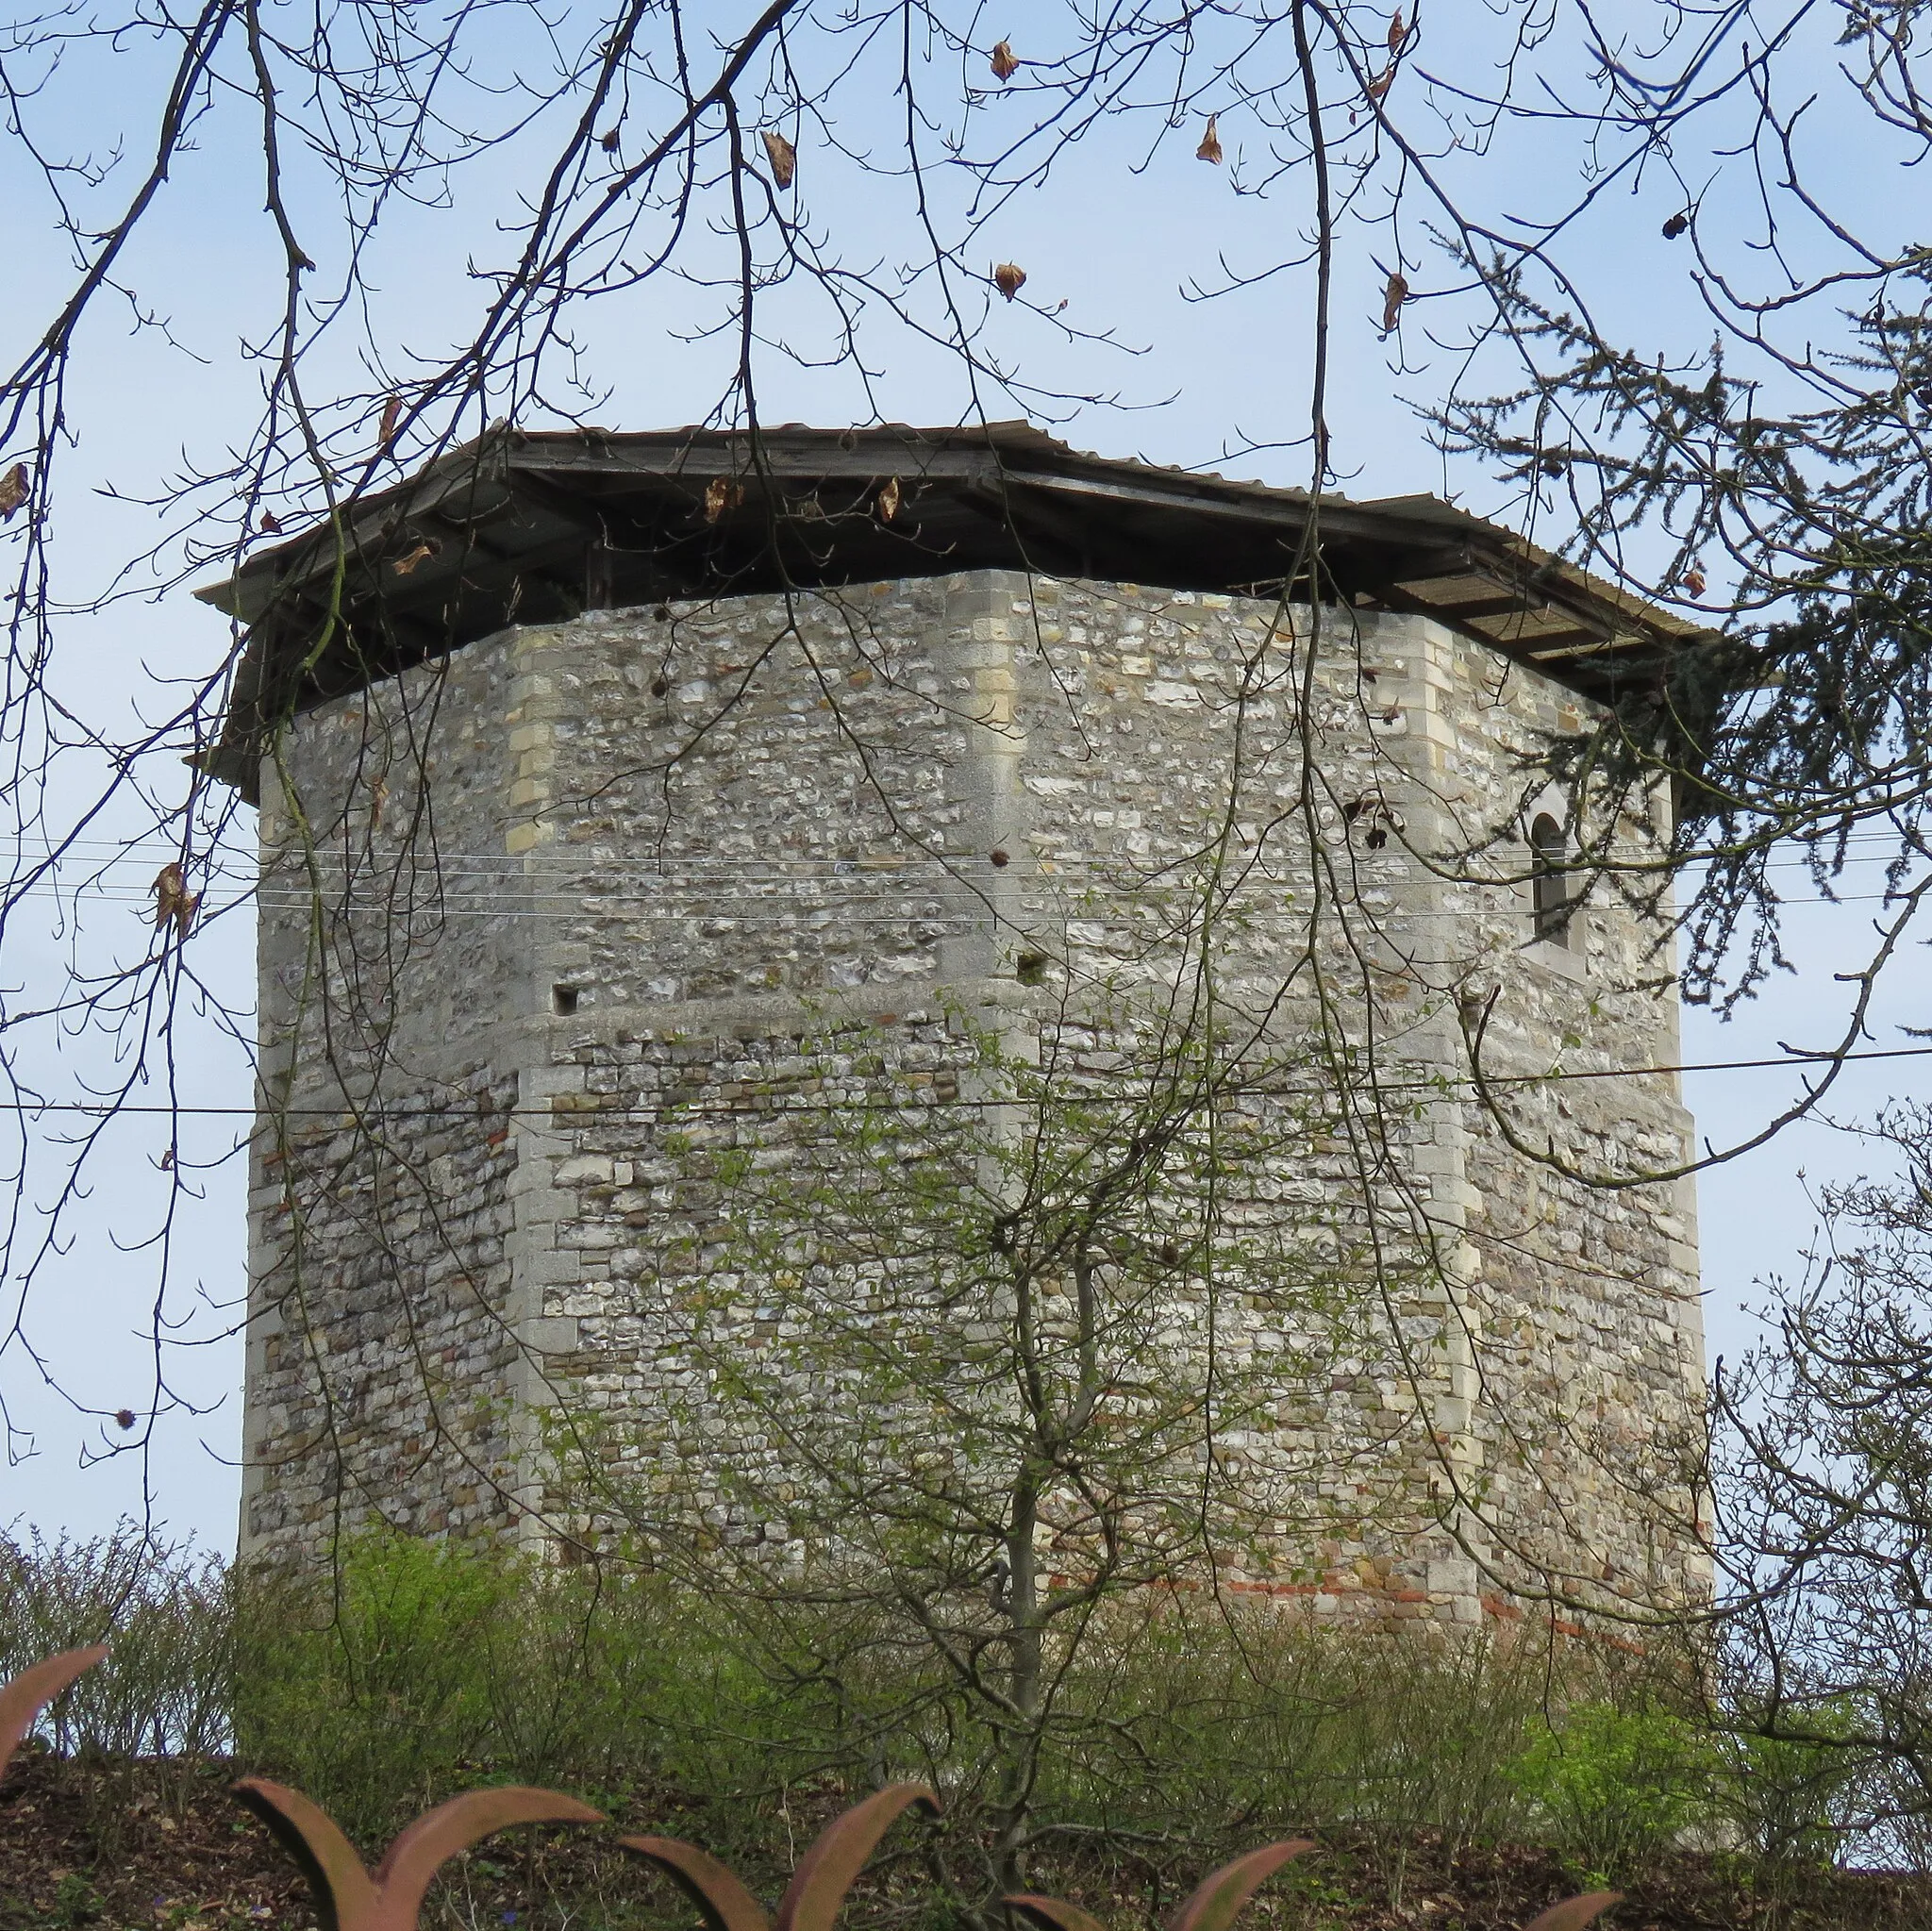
{"left": 571, "top": 1004, "right": 1416, "bottom": 1897}
{"left": 0, "top": 1526, "right": 1917, "bottom": 1901}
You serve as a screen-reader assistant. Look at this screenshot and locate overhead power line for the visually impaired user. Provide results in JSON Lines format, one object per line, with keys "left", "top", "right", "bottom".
{"left": 17, "top": 870, "right": 1932, "bottom": 916}
{"left": 5, "top": 1040, "right": 1926, "bottom": 1123}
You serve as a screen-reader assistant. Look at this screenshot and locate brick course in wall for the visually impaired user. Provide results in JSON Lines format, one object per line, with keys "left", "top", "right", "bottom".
{"left": 242, "top": 569, "right": 1707, "bottom": 1623}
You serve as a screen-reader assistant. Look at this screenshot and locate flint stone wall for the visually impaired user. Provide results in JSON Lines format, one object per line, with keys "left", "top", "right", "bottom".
{"left": 243, "top": 569, "right": 1707, "bottom": 1622}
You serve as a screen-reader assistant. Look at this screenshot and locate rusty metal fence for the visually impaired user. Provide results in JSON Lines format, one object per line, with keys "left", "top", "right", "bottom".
{"left": 2, "top": 1646, "right": 1621, "bottom": 1931}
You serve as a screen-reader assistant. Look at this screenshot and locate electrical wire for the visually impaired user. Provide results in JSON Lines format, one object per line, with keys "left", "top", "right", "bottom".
{"left": 7, "top": 1040, "right": 1924, "bottom": 1122}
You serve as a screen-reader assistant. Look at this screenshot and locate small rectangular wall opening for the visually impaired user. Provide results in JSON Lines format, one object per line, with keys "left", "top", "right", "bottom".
{"left": 551, "top": 984, "right": 580, "bottom": 1016}
{"left": 1529, "top": 814, "right": 1573, "bottom": 948}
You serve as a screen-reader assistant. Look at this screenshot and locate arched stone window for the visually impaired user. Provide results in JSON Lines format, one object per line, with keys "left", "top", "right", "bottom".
{"left": 1530, "top": 811, "right": 1573, "bottom": 947}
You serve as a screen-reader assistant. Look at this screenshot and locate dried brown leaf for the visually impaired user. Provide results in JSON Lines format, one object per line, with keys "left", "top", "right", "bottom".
{"left": 151, "top": 865, "right": 199, "bottom": 937}
{"left": 0, "top": 464, "right": 27, "bottom": 522}
{"left": 1388, "top": 8, "right": 1405, "bottom": 49}
{"left": 1683, "top": 567, "right": 1707, "bottom": 597}
{"left": 152, "top": 863, "right": 187, "bottom": 931}
{"left": 259, "top": 509, "right": 281, "bottom": 535}
{"left": 1196, "top": 114, "right": 1223, "bottom": 163}
{"left": 1662, "top": 210, "right": 1690, "bottom": 239}
{"left": 378, "top": 394, "right": 402, "bottom": 449}
{"left": 877, "top": 475, "right": 901, "bottom": 523}
{"left": 993, "top": 261, "right": 1026, "bottom": 301}
{"left": 1367, "top": 63, "right": 1395, "bottom": 101}
{"left": 392, "top": 541, "right": 436, "bottom": 575}
{"left": 704, "top": 475, "right": 744, "bottom": 523}
{"left": 1380, "top": 271, "right": 1408, "bottom": 333}
{"left": 990, "top": 40, "right": 1018, "bottom": 80}
{"left": 761, "top": 128, "right": 796, "bottom": 188}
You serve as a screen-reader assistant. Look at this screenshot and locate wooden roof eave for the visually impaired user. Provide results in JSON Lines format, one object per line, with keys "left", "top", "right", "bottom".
{"left": 194, "top": 438, "right": 517, "bottom": 624}
{"left": 192, "top": 423, "right": 1711, "bottom": 801}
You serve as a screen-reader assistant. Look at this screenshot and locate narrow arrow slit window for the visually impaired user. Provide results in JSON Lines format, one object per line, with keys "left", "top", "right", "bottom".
{"left": 1531, "top": 813, "right": 1573, "bottom": 947}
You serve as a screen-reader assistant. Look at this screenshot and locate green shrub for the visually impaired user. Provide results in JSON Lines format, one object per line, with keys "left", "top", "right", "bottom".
{"left": 1028, "top": 1595, "right": 1541, "bottom": 1904}
{"left": 7, "top": 1524, "right": 1807, "bottom": 1892}
{"left": 1507, "top": 1700, "right": 1719, "bottom": 1883}
{"left": 40, "top": 1526, "right": 1557, "bottom": 1876}
{"left": 228, "top": 1530, "right": 858, "bottom": 1847}
{"left": 231, "top": 1531, "right": 514, "bottom": 1833}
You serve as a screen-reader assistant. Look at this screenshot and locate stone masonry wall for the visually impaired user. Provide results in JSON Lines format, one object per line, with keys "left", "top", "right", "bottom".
{"left": 246, "top": 632, "right": 553, "bottom": 1552}
{"left": 242, "top": 569, "right": 1707, "bottom": 1623}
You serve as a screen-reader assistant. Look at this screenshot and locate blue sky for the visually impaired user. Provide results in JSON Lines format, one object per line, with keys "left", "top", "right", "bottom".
{"left": 2, "top": 0, "right": 1919, "bottom": 1549}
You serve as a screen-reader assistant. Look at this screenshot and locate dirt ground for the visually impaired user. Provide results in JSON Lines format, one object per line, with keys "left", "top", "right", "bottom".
{"left": 4, "top": 1753, "right": 1930, "bottom": 1931}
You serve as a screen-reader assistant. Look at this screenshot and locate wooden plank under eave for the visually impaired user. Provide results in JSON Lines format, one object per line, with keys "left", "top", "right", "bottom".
{"left": 1525, "top": 633, "right": 1651, "bottom": 662}
{"left": 1391, "top": 571, "right": 1511, "bottom": 608}
{"left": 1465, "top": 605, "right": 1602, "bottom": 645}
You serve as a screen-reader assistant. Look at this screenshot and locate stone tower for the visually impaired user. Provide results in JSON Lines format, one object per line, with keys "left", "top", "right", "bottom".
{"left": 205, "top": 424, "right": 1708, "bottom": 1623}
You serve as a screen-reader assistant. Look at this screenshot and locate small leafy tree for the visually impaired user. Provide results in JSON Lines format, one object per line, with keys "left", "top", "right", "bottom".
{"left": 569, "top": 990, "right": 1408, "bottom": 1895}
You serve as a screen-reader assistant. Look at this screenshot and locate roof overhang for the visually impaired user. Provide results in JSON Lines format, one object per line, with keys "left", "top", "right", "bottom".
{"left": 196, "top": 421, "right": 1712, "bottom": 799}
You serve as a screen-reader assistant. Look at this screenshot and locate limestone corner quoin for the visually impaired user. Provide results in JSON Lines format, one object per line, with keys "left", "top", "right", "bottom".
{"left": 212, "top": 425, "right": 1709, "bottom": 1629}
